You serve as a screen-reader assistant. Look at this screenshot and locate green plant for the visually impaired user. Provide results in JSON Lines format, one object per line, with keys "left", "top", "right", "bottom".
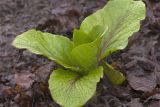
{"left": 12, "top": 0, "right": 145, "bottom": 107}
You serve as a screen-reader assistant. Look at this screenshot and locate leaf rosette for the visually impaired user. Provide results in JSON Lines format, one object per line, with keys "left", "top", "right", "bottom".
{"left": 12, "top": 0, "right": 146, "bottom": 107}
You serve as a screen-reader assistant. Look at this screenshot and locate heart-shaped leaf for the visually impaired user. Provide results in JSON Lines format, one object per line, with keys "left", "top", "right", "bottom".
{"left": 49, "top": 66, "right": 103, "bottom": 107}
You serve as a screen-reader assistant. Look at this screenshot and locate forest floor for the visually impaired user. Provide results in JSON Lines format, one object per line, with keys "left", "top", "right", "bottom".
{"left": 0, "top": 0, "right": 160, "bottom": 107}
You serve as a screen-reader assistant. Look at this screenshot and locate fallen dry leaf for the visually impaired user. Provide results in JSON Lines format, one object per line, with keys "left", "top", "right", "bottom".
{"left": 128, "top": 98, "right": 143, "bottom": 107}
{"left": 14, "top": 72, "right": 35, "bottom": 89}
{"left": 127, "top": 73, "right": 157, "bottom": 92}
{"left": 148, "top": 101, "right": 160, "bottom": 107}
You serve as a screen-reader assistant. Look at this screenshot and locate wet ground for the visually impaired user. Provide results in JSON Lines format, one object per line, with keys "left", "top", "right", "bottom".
{"left": 0, "top": 0, "right": 160, "bottom": 107}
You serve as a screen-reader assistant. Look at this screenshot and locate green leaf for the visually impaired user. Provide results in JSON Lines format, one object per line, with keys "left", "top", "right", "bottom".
{"left": 12, "top": 29, "right": 74, "bottom": 68}
{"left": 73, "top": 25, "right": 105, "bottom": 46}
{"left": 73, "top": 0, "right": 146, "bottom": 59}
{"left": 102, "top": 61, "right": 125, "bottom": 85}
{"left": 49, "top": 66, "right": 103, "bottom": 107}
{"left": 100, "top": 0, "right": 146, "bottom": 59}
{"left": 71, "top": 37, "right": 102, "bottom": 74}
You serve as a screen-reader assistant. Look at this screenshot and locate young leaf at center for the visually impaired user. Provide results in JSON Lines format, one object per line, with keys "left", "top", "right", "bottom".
{"left": 70, "top": 37, "right": 102, "bottom": 74}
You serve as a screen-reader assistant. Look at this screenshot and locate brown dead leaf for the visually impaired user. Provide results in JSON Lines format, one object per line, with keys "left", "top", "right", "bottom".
{"left": 144, "top": 94, "right": 160, "bottom": 104}
{"left": 128, "top": 98, "right": 143, "bottom": 107}
{"left": 1, "top": 86, "right": 15, "bottom": 95}
{"left": 34, "top": 62, "right": 53, "bottom": 81}
{"left": 127, "top": 73, "right": 157, "bottom": 92}
{"left": 14, "top": 72, "right": 35, "bottom": 89}
{"left": 148, "top": 101, "right": 160, "bottom": 107}
{"left": 15, "top": 84, "right": 22, "bottom": 93}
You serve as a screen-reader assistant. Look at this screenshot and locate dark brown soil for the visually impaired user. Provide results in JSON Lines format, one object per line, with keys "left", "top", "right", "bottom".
{"left": 0, "top": 0, "right": 160, "bottom": 107}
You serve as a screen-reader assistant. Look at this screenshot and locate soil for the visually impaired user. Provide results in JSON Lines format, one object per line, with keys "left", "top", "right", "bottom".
{"left": 0, "top": 0, "right": 160, "bottom": 107}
